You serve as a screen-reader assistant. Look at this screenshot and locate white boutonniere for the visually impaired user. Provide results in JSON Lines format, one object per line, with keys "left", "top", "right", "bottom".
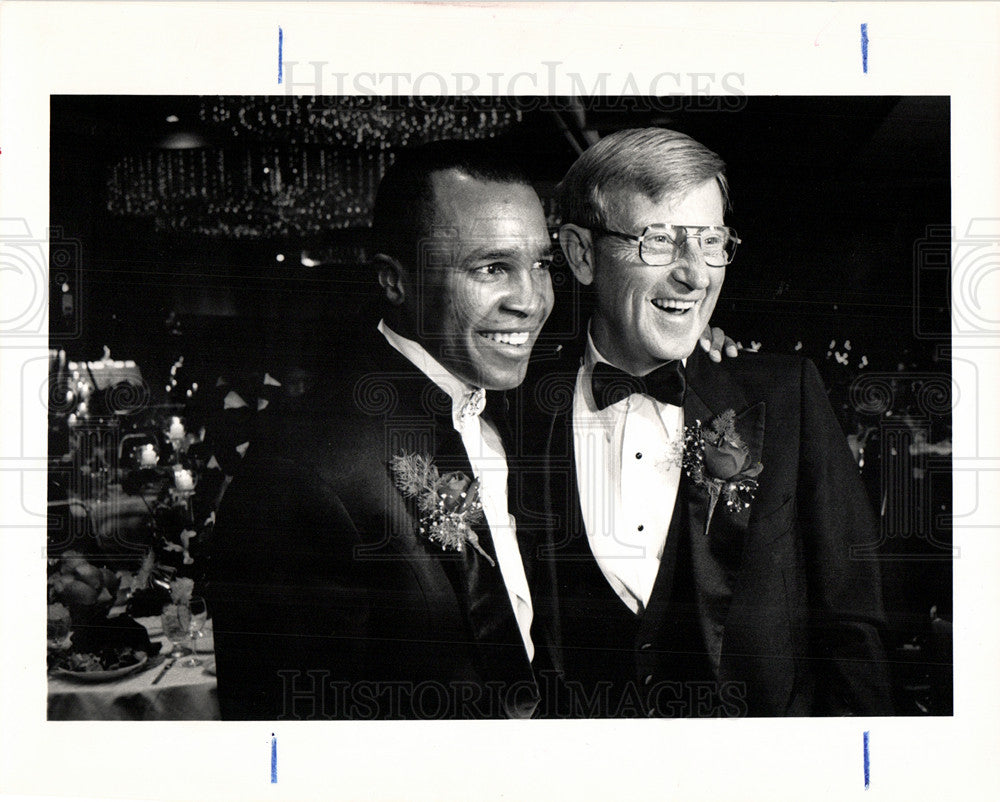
{"left": 389, "top": 453, "right": 495, "bottom": 566}
{"left": 683, "top": 409, "right": 763, "bottom": 534}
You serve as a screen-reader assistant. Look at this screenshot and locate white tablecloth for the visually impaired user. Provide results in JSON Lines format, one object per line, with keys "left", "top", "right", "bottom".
{"left": 47, "top": 616, "right": 219, "bottom": 720}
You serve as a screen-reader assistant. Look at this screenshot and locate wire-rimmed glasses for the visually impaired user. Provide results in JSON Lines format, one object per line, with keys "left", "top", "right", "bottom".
{"left": 589, "top": 223, "right": 741, "bottom": 267}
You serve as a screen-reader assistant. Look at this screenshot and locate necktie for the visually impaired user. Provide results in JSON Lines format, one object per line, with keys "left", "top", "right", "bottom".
{"left": 591, "top": 360, "right": 686, "bottom": 410}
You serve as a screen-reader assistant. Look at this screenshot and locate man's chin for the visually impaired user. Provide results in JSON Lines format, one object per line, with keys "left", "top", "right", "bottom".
{"left": 446, "top": 363, "right": 526, "bottom": 391}
{"left": 474, "top": 360, "right": 530, "bottom": 391}
{"left": 638, "top": 318, "right": 703, "bottom": 363}
{"left": 645, "top": 337, "right": 700, "bottom": 365}
{"left": 479, "top": 371, "right": 528, "bottom": 391}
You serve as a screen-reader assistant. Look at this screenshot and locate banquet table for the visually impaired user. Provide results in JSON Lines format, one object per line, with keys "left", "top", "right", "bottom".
{"left": 47, "top": 616, "right": 220, "bottom": 721}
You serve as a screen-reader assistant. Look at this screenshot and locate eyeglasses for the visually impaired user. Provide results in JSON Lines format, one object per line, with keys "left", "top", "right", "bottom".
{"left": 589, "top": 223, "right": 741, "bottom": 267}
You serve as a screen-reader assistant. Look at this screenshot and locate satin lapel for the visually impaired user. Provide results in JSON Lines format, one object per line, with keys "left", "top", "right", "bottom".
{"left": 430, "top": 416, "right": 502, "bottom": 573}
{"left": 371, "top": 340, "right": 535, "bottom": 705}
{"left": 483, "top": 392, "right": 525, "bottom": 576}
{"left": 636, "top": 481, "right": 687, "bottom": 629}
{"left": 683, "top": 348, "right": 764, "bottom": 454}
{"left": 683, "top": 349, "right": 766, "bottom": 529}
{"left": 540, "top": 375, "right": 588, "bottom": 566}
{"left": 405, "top": 418, "right": 532, "bottom": 712}
{"left": 676, "top": 349, "right": 766, "bottom": 676}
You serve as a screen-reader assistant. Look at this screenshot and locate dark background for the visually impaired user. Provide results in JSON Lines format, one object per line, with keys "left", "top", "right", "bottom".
{"left": 49, "top": 96, "right": 950, "bottom": 373}
{"left": 49, "top": 95, "right": 952, "bottom": 714}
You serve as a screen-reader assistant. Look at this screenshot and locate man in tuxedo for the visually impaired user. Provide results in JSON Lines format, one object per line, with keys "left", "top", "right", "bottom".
{"left": 208, "top": 137, "right": 734, "bottom": 720}
{"left": 534, "top": 128, "right": 893, "bottom": 717}
{"left": 208, "top": 140, "right": 558, "bottom": 719}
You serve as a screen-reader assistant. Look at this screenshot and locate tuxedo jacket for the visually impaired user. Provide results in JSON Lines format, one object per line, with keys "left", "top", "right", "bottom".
{"left": 207, "top": 332, "right": 553, "bottom": 720}
{"left": 524, "top": 345, "right": 893, "bottom": 717}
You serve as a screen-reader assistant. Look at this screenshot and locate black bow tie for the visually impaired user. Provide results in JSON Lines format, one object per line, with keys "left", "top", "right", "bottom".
{"left": 591, "top": 360, "right": 686, "bottom": 410}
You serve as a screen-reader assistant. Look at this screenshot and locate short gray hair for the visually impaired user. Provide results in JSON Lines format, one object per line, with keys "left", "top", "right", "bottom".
{"left": 557, "top": 127, "right": 729, "bottom": 229}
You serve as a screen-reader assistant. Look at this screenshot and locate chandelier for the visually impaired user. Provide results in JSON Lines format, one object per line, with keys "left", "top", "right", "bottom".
{"left": 106, "top": 97, "right": 523, "bottom": 239}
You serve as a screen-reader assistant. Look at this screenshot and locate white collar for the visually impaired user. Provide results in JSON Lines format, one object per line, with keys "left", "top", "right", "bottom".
{"left": 378, "top": 320, "right": 483, "bottom": 426}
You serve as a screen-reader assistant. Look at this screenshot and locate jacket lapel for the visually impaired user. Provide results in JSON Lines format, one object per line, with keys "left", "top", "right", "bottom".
{"left": 538, "top": 362, "right": 590, "bottom": 569}
{"left": 369, "top": 337, "right": 538, "bottom": 713}
{"left": 678, "top": 348, "right": 766, "bottom": 676}
{"left": 537, "top": 341, "right": 770, "bottom": 686}
{"left": 526, "top": 360, "right": 590, "bottom": 685}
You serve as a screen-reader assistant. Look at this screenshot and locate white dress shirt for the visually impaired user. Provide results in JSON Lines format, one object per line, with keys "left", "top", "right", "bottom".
{"left": 378, "top": 320, "right": 534, "bottom": 661}
{"left": 572, "top": 333, "right": 685, "bottom": 614}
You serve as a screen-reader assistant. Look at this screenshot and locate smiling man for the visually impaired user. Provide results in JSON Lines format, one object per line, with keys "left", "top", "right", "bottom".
{"left": 375, "top": 162, "right": 554, "bottom": 390}
{"left": 571, "top": 177, "right": 728, "bottom": 372}
{"left": 209, "top": 141, "right": 557, "bottom": 720}
{"left": 534, "top": 128, "right": 893, "bottom": 717}
{"left": 208, "top": 137, "right": 736, "bottom": 721}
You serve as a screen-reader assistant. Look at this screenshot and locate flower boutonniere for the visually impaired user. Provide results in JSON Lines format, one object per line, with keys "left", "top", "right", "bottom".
{"left": 389, "top": 453, "right": 496, "bottom": 566}
{"left": 682, "top": 408, "right": 763, "bottom": 534}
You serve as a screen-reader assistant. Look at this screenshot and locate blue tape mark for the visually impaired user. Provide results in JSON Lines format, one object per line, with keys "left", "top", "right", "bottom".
{"left": 860, "top": 23, "right": 869, "bottom": 74}
{"left": 271, "top": 733, "right": 277, "bottom": 783}
{"left": 863, "top": 730, "right": 870, "bottom": 789}
{"left": 278, "top": 27, "right": 284, "bottom": 84}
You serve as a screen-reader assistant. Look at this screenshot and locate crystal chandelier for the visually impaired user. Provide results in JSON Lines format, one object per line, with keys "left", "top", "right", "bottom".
{"left": 106, "top": 97, "right": 523, "bottom": 239}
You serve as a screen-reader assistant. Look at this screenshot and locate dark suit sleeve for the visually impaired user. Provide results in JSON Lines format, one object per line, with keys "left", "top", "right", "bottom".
{"left": 797, "top": 359, "right": 894, "bottom": 715}
{"left": 207, "top": 451, "right": 372, "bottom": 720}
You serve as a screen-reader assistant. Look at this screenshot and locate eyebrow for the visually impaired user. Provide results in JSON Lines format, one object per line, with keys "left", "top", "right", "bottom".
{"left": 463, "top": 244, "right": 555, "bottom": 263}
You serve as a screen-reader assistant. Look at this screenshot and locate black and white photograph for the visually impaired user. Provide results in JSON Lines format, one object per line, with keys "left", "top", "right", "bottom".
{"left": 44, "top": 94, "right": 952, "bottom": 722}
{"left": 1, "top": 3, "right": 997, "bottom": 801}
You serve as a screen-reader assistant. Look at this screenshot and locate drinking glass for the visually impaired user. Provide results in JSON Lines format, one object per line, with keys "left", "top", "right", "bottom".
{"left": 161, "top": 602, "right": 192, "bottom": 658}
{"left": 181, "top": 596, "right": 208, "bottom": 667}
{"left": 47, "top": 604, "right": 72, "bottom": 651}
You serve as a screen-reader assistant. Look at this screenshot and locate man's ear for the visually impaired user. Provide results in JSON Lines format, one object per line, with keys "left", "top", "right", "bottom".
{"left": 374, "top": 253, "right": 406, "bottom": 306}
{"left": 559, "top": 224, "right": 595, "bottom": 286}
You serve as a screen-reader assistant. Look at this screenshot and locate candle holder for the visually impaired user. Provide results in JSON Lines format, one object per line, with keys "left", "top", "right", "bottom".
{"left": 161, "top": 416, "right": 190, "bottom": 464}
{"left": 169, "top": 467, "right": 197, "bottom": 509}
{"left": 167, "top": 416, "right": 185, "bottom": 440}
{"left": 133, "top": 442, "right": 159, "bottom": 469}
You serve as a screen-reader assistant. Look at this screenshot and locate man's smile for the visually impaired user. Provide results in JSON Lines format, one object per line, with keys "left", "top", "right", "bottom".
{"left": 477, "top": 330, "right": 533, "bottom": 346}
{"left": 650, "top": 298, "right": 700, "bottom": 315}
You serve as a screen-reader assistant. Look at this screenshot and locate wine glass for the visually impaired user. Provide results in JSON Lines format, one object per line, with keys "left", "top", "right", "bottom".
{"left": 47, "top": 604, "right": 72, "bottom": 652}
{"left": 161, "top": 602, "right": 192, "bottom": 658}
{"left": 181, "top": 596, "right": 208, "bottom": 667}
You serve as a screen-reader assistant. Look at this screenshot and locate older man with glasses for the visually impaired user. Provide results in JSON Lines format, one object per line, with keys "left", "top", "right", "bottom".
{"left": 530, "top": 127, "right": 893, "bottom": 718}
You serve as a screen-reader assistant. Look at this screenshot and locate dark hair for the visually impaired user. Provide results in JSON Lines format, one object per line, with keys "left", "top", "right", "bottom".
{"left": 558, "top": 127, "right": 729, "bottom": 229}
{"left": 371, "top": 138, "right": 531, "bottom": 266}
